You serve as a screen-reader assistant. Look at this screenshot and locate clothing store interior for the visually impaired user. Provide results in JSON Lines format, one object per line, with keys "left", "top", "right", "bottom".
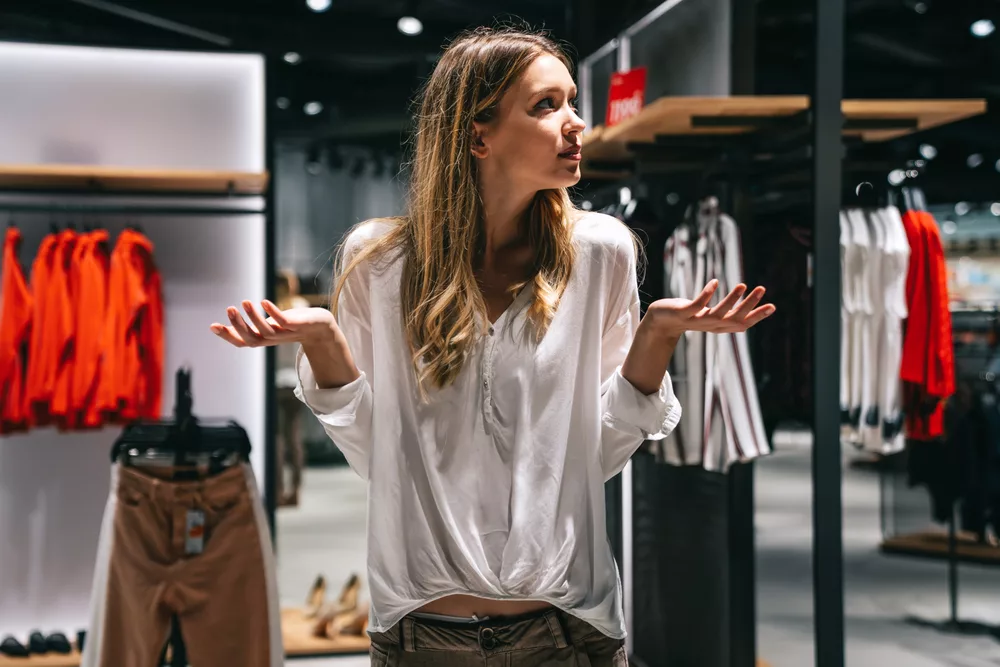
{"left": 0, "top": 0, "right": 999, "bottom": 666}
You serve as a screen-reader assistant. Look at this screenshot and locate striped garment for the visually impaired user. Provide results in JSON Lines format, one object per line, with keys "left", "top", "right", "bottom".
{"left": 654, "top": 201, "right": 770, "bottom": 471}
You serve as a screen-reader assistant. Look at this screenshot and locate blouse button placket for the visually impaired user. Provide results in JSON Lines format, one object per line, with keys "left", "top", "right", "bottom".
{"left": 482, "top": 323, "right": 498, "bottom": 436}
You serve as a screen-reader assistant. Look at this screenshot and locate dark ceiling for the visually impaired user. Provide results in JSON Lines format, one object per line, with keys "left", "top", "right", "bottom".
{"left": 1, "top": 0, "right": 1000, "bottom": 198}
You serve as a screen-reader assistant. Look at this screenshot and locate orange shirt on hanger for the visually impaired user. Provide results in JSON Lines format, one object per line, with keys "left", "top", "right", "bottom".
{"left": 48, "top": 229, "right": 79, "bottom": 429}
{"left": 24, "top": 233, "right": 59, "bottom": 426}
{"left": 0, "top": 227, "right": 34, "bottom": 433}
{"left": 71, "top": 229, "right": 111, "bottom": 428}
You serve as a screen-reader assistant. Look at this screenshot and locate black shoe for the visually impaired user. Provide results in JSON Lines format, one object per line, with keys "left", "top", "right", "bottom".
{"left": 0, "top": 636, "right": 29, "bottom": 657}
{"left": 46, "top": 633, "right": 72, "bottom": 654}
{"left": 28, "top": 631, "right": 47, "bottom": 654}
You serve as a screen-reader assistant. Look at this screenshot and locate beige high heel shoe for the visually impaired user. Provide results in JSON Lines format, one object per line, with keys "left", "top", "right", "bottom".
{"left": 303, "top": 575, "right": 327, "bottom": 619}
{"left": 326, "top": 601, "right": 370, "bottom": 638}
{"left": 311, "top": 574, "right": 362, "bottom": 636}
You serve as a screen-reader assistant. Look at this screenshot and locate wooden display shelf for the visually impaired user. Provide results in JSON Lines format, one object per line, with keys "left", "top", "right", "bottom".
{"left": 581, "top": 96, "right": 987, "bottom": 177}
{"left": 282, "top": 607, "right": 370, "bottom": 657}
{"left": 0, "top": 649, "right": 80, "bottom": 667}
{"left": 843, "top": 99, "right": 986, "bottom": 142}
{"left": 881, "top": 531, "right": 1000, "bottom": 566}
{"left": 0, "top": 164, "right": 269, "bottom": 195}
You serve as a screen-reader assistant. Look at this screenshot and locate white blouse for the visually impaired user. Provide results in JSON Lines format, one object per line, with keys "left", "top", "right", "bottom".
{"left": 294, "top": 212, "right": 681, "bottom": 639}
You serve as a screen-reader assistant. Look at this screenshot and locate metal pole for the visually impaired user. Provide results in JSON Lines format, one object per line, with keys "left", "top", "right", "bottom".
{"left": 811, "top": 0, "right": 846, "bottom": 663}
{"left": 263, "top": 54, "right": 279, "bottom": 547}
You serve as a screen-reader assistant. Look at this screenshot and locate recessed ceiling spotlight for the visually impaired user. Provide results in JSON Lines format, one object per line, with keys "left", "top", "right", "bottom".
{"left": 913, "top": 1, "right": 928, "bottom": 13}
{"left": 968, "top": 153, "right": 984, "bottom": 168}
{"left": 397, "top": 16, "right": 423, "bottom": 36}
{"left": 303, "top": 101, "right": 324, "bottom": 116}
{"left": 971, "top": 19, "right": 995, "bottom": 38}
{"left": 306, "top": 0, "right": 331, "bottom": 12}
{"left": 581, "top": 200, "right": 593, "bottom": 211}
{"left": 941, "top": 219, "right": 957, "bottom": 235}
{"left": 666, "top": 192, "right": 680, "bottom": 206}
{"left": 284, "top": 52, "right": 302, "bottom": 65}
{"left": 919, "top": 143, "right": 937, "bottom": 160}
{"left": 276, "top": 97, "right": 290, "bottom": 110}
{"left": 888, "top": 169, "right": 907, "bottom": 186}
{"left": 955, "top": 201, "right": 971, "bottom": 216}
{"left": 991, "top": 202, "right": 1000, "bottom": 216}
{"left": 995, "top": 158, "right": 1000, "bottom": 173}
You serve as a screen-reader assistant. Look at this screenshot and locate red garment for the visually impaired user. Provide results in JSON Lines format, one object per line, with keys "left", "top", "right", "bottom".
{"left": 899, "top": 210, "right": 954, "bottom": 439}
{"left": 0, "top": 227, "right": 34, "bottom": 433}
{"left": 50, "top": 230, "right": 81, "bottom": 429}
{"left": 23, "top": 233, "right": 60, "bottom": 426}
{"left": 98, "top": 230, "right": 163, "bottom": 421}
{"left": 71, "top": 230, "right": 111, "bottom": 428}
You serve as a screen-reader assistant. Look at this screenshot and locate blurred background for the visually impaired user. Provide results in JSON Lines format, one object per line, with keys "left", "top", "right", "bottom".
{"left": 1, "top": 1, "right": 999, "bottom": 667}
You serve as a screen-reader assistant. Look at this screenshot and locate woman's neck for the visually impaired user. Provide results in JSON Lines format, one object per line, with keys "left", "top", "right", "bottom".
{"left": 478, "top": 172, "right": 536, "bottom": 259}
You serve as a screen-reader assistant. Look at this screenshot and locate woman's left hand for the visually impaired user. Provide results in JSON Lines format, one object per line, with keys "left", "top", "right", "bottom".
{"left": 646, "top": 279, "right": 775, "bottom": 338}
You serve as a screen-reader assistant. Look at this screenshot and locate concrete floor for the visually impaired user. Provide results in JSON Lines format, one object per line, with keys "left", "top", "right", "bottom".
{"left": 276, "top": 443, "right": 1000, "bottom": 666}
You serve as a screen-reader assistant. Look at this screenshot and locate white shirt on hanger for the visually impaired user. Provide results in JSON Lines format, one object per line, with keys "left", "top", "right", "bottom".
{"left": 295, "top": 213, "right": 681, "bottom": 639}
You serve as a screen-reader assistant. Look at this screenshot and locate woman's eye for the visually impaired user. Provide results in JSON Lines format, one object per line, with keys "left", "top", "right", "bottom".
{"left": 535, "top": 97, "right": 556, "bottom": 110}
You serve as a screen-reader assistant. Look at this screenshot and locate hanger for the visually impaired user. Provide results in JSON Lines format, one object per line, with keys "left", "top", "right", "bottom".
{"left": 110, "top": 368, "right": 251, "bottom": 479}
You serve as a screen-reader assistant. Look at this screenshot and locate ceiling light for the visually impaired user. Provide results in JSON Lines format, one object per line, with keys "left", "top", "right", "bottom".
{"left": 991, "top": 203, "right": 1000, "bottom": 216}
{"left": 888, "top": 169, "right": 906, "bottom": 186}
{"left": 919, "top": 143, "right": 937, "bottom": 160}
{"left": 666, "top": 192, "right": 680, "bottom": 206}
{"left": 284, "top": 52, "right": 301, "bottom": 65}
{"left": 581, "top": 200, "right": 593, "bottom": 211}
{"left": 955, "top": 201, "right": 971, "bottom": 216}
{"left": 303, "top": 101, "right": 324, "bottom": 116}
{"left": 995, "top": 159, "right": 1000, "bottom": 172}
{"left": 913, "top": 1, "right": 928, "bottom": 13}
{"left": 397, "top": 16, "right": 423, "bottom": 36}
{"left": 306, "top": 0, "right": 331, "bottom": 12}
{"left": 906, "top": 169, "right": 919, "bottom": 178}
{"left": 619, "top": 187, "right": 632, "bottom": 206}
{"left": 276, "top": 97, "right": 290, "bottom": 110}
{"left": 941, "top": 220, "right": 957, "bottom": 235}
{"left": 914, "top": 159, "right": 926, "bottom": 168}
{"left": 968, "top": 153, "right": 984, "bottom": 168}
{"left": 971, "top": 19, "right": 995, "bottom": 37}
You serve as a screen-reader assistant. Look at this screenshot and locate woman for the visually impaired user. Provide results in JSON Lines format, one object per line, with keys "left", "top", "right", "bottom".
{"left": 212, "top": 27, "right": 773, "bottom": 667}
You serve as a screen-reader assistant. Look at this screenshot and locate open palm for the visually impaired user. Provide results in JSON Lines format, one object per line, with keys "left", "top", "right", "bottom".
{"left": 648, "top": 279, "right": 775, "bottom": 336}
{"left": 210, "top": 300, "right": 338, "bottom": 348}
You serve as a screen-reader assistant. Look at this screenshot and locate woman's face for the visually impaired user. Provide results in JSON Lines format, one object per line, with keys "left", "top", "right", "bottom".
{"left": 473, "top": 53, "right": 586, "bottom": 192}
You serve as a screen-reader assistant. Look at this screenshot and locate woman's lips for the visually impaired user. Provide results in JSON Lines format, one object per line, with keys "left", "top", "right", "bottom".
{"left": 559, "top": 146, "right": 582, "bottom": 161}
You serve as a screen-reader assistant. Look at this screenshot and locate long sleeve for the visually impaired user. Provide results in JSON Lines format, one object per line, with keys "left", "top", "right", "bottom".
{"left": 599, "top": 235, "right": 682, "bottom": 480}
{"left": 294, "top": 226, "right": 376, "bottom": 479}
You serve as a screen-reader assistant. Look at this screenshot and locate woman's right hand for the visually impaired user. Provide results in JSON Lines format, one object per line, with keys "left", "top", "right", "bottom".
{"left": 210, "top": 300, "right": 340, "bottom": 349}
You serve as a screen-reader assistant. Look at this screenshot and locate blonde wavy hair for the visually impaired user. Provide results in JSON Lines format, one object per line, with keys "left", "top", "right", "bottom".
{"left": 331, "top": 27, "right": 579, "bottom": 396}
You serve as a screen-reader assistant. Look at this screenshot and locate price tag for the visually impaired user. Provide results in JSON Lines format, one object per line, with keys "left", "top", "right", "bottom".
{"left": 605, "top": 67, "right": 647, "bottom": 127}
{"left": 185, "top": 510, "right": 205, "bottom": 555}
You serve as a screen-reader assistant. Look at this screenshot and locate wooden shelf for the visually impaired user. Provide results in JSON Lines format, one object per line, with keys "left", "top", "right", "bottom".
{"left": 282, "top": 607, "right": 370, "bottom": 657}
{"left": 881, "top": 531, "right": 1000, "bottom": 566}
{"left": 0, "top": 649, "right": 80, "bottom": 667}
{"left": 842, "top": 99, "right": 986, "bottom": 142}
{"left": 0, "top": 164, "right": 270, "bottom": 195}
{"left": 581, "top": 96, "right": 987, "bottom": 178}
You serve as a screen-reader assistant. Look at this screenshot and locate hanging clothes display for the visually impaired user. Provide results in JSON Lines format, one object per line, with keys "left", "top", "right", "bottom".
{"left": 657, "top": 199, "right": 770, "bottom": 471}
{"left": 839, "top": 207, "right": 910, "bottom": 454}
{"left": 0, "top": 226, "right": 34, "bottom": 434}
{"left": 899, "top": 209, "right": 954, "bottom": 440}
{"left": 1, "top": 226, "right": 163, "bottom": 433}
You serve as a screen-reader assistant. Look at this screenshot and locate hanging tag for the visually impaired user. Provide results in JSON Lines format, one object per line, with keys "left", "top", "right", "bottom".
{"left": 185, "top": 510, "right": 205, "bottom": 555}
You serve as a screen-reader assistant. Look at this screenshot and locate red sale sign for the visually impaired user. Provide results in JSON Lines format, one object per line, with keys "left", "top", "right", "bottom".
{"left": 605, "top": 67, "right": 647, "bottom": 127}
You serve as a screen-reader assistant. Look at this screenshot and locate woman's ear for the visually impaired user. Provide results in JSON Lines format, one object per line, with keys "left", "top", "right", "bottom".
{"left": 471, "top": 122, "right": 489, "bottom": 159}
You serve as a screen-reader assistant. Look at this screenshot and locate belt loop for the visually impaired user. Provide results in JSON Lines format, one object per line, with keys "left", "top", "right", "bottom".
{"left": 401, "top": 617, "right": 416, "bottom": 652}
{"left": 543, "top": 609, "right": 569, "bottom": 649}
